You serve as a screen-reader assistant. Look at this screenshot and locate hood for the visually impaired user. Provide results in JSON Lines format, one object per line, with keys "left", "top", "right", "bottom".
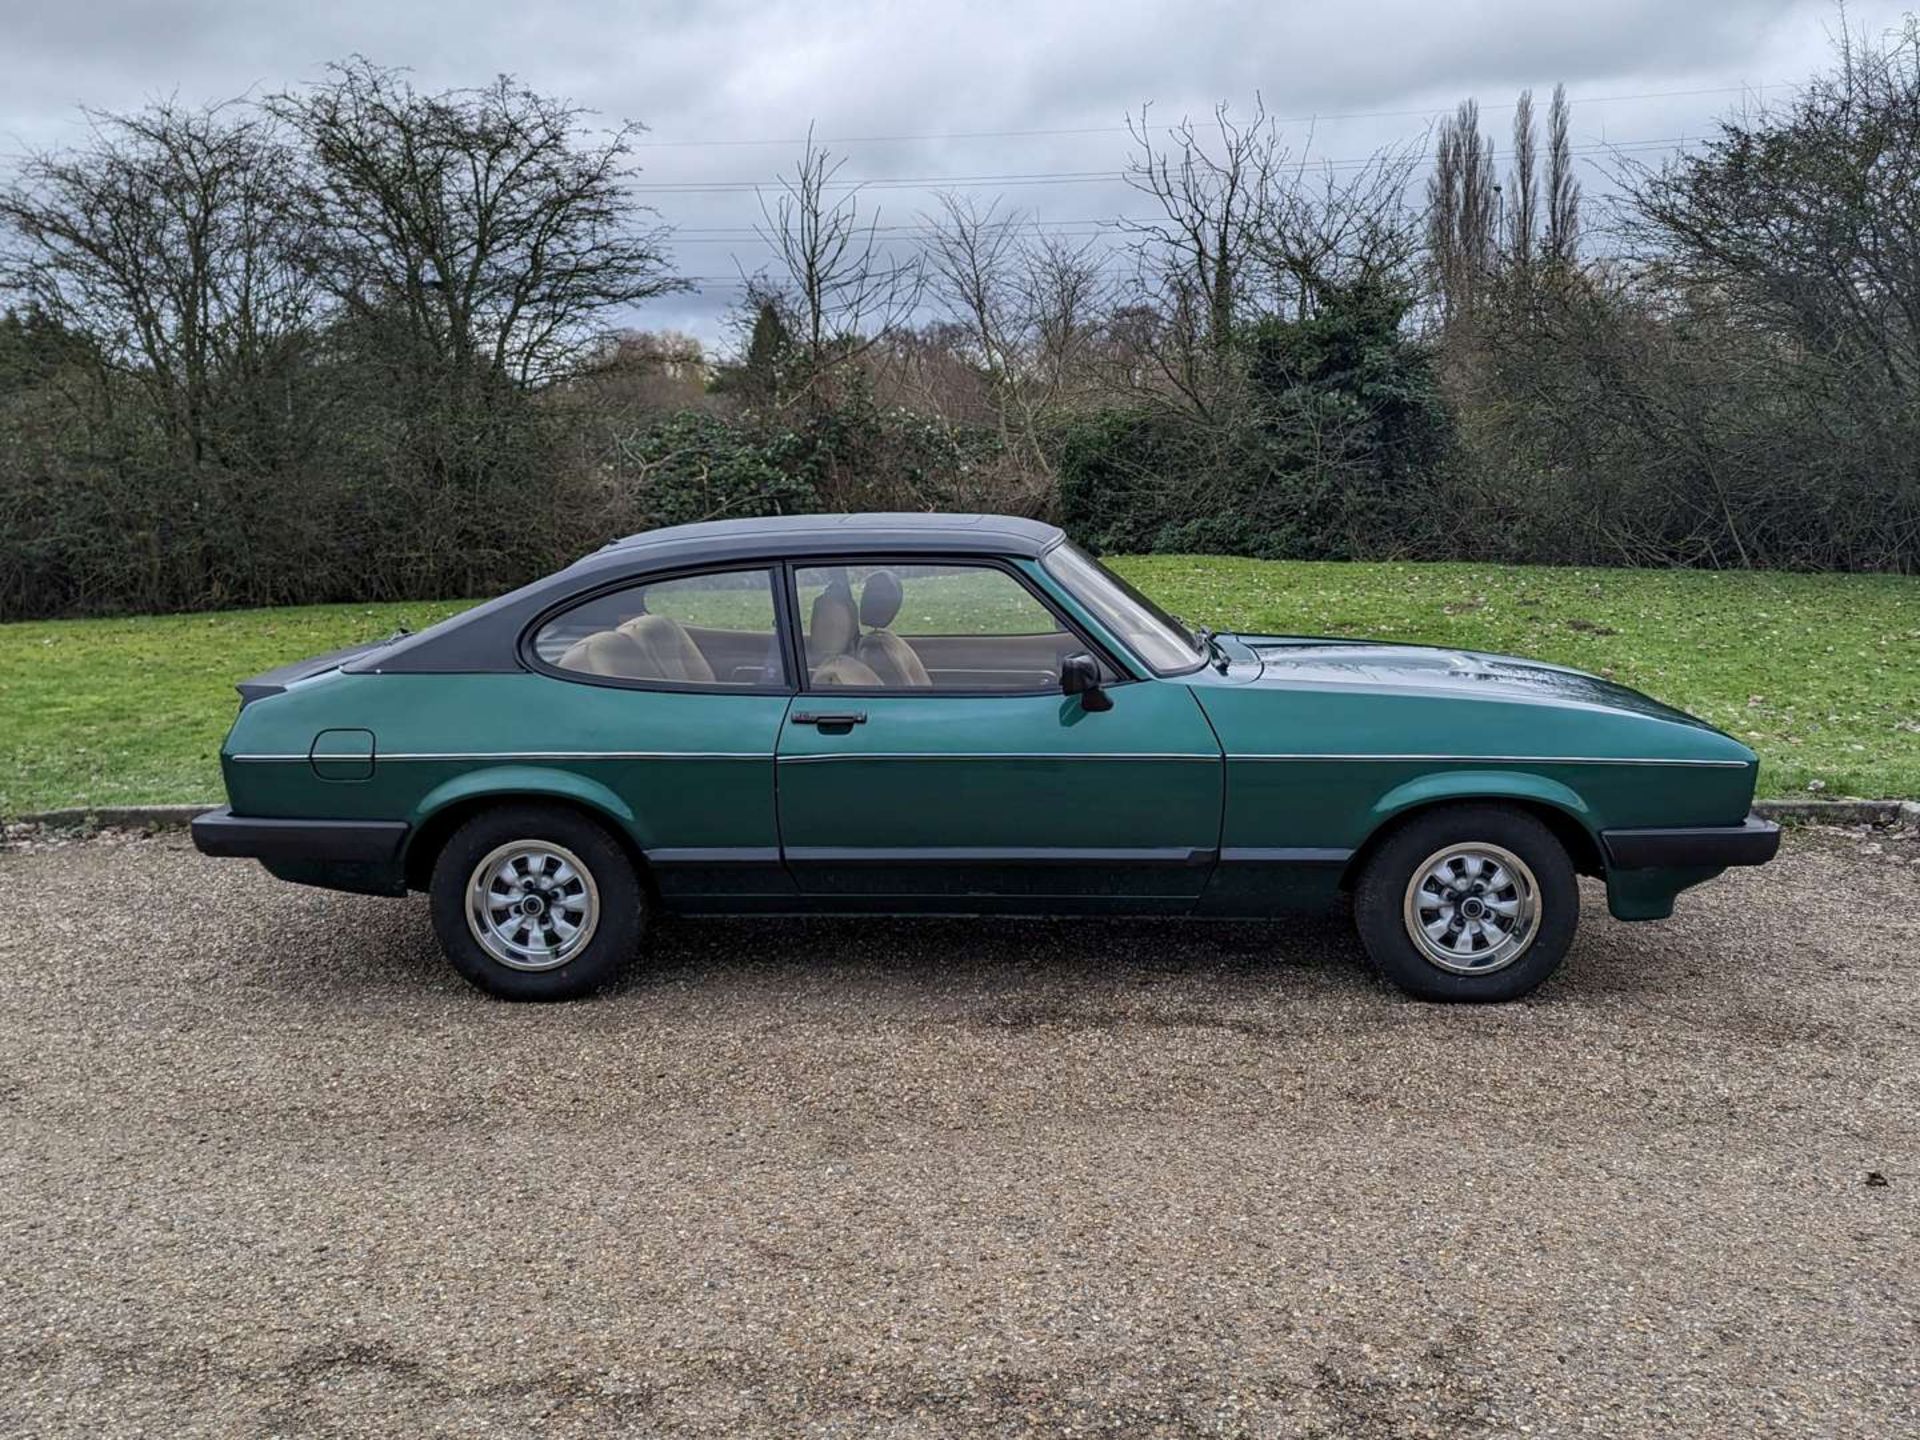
{"left": 1224, "top": 634, "right": 1720, "bottom": 731}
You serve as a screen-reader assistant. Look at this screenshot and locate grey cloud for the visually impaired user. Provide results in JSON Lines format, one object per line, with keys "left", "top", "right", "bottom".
{"left": 0, "top": 0, "right": 1895, "bottom": 338}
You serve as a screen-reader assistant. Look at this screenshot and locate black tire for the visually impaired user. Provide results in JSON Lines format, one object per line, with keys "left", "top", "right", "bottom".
{"left": 1353, "top": 804, "right": 1579, "bottom": 1002}
{"left": 428, "top": 803, "right": 645, "bottom": 1001}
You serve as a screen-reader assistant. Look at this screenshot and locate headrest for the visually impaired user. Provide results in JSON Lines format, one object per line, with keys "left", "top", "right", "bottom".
{"left": 809, "top": 582, "right": 858, "bottom": 657}
{"left": 859, "top": 570, "right": 905, "bottom": 628}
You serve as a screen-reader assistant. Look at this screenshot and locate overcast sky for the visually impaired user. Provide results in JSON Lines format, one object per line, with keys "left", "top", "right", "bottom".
{"left": 0, "top": 0, "right": 1908, "bottom": 343}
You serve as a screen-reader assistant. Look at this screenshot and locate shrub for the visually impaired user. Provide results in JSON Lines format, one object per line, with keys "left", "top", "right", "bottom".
{"left": 1058, "top": 283, "right": 1453, "bottom": 559}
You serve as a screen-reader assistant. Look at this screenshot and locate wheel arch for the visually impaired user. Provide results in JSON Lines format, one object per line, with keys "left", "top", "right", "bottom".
{"left": 401, "top": 767, "right": 653, "bottom": 893}
{"left": 1340, "top": 771, "right": 1607, "bottom": 888}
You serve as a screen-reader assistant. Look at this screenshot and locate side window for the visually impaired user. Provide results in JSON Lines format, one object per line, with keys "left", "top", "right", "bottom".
{"left": 534, "top": 567, "right": 786, "bottom": 688}
{"left": 793, "top": 561, "right": 1085, "bottom": 692}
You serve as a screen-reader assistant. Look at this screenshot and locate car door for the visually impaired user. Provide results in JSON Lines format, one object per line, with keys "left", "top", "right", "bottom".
{"left": 774, "top": 557, "right": 1223, "bottom": 908}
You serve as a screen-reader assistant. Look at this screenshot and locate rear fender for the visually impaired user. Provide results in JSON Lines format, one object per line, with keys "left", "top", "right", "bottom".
{"left": 409, "top": 766, "right": 648, "bottom": 846}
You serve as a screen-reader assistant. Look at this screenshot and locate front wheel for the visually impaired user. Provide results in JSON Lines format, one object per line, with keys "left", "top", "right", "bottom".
{"left": 1353, "top": 804, "right": 1579, "bottom": 1002}
{"left": 429, "top": 803, "right": 645, "bottom": 1001}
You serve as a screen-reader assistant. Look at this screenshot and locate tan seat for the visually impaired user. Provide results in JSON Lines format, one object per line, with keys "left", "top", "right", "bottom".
{"left": 557, "top": 629, "right": 652, "bottom": 678}
{"left": 814, "top": 653, "right": 883, "bottom": 686}
{"left": 808, "top": 582, "right": 883, "bottom": 687}
{"left": 855, "top": 570, "right": 931, "bottom": 687}
{"left": 615, "top": 614, "right": 716, "bottom": 683}
{"left": 558, "top": 616, "right": 715, "bottom": 683}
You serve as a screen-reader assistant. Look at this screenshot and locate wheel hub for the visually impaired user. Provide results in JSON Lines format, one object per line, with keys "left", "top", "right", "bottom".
{"left": 1401, "top": 842, "right": 1540, "bottom": 975}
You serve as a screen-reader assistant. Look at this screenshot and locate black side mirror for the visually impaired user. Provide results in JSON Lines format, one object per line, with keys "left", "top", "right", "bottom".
{"left": 1060, "top": 652, "right": 1113, "bottom": 711}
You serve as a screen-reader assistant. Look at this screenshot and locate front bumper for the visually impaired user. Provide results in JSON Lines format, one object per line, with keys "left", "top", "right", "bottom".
{"left": 1600, "top": 814, "right": 1781, "bottom": 871}
{"left": 191, "top": 807, "right": 411, "bottom": 896}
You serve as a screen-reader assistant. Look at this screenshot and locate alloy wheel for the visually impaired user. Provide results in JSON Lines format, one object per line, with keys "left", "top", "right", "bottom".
{"left": 1401, "top": 841, "right": 1540, "bottom": 975}
{"left": 465, "top": 839, "right": 600, "bottom": 971}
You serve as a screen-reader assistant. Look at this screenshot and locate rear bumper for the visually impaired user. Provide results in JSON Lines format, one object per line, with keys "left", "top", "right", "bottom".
{"left": 191, "top": 807, "right": 409, "bottom": 863}
{"left": 1600, "top": 814, "right": 1781, "bottom": 871}
{"left": 191, "top": 807, "right": 411, "bottom": 896}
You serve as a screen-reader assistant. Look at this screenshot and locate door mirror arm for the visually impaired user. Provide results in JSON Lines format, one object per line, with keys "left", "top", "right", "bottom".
{"left": 1060, "top": 652, "right": 1113, "bottom": 712}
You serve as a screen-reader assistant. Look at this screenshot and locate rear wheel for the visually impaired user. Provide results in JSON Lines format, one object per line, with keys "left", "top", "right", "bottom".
{"left": 1354, "top": 804, "right": 1579, "bottom": 1002}
{"left": 429, "top": 804, "right": 644, "bottom": 1001}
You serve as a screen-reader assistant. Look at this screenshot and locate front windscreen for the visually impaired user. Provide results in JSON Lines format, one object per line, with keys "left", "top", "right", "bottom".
{"left": 1042, "top": 543, "right": 1205, "bottom": 675}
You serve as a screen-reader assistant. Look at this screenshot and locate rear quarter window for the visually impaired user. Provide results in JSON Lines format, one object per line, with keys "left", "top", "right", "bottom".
{"left": 532, "top": 568, "right": 784, "bottom": 687}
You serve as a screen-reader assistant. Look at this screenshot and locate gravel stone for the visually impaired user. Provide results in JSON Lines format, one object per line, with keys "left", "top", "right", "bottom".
{"left": 1, "top": 829, "right": 1915, "bottom": 1437}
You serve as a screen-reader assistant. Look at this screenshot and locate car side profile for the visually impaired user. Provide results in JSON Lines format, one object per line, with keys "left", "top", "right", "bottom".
{"left": 192, "top": 513, "right": 1780, "bottom": 1002}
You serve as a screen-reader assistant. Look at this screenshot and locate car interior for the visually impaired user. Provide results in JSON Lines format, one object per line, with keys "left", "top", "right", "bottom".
{"left": 540, "top": 564, "right": 1091, "bottom": 691}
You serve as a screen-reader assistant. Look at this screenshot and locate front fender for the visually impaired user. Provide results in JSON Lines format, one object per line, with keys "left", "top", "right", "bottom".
{"left": 1358, "top": 767, "right": 1626, "bottom": 894}
{"left": 408, "top": 766, "right": 648, "bottom": 846}
{"left": 1369, "top": 769, "right": 1593, "bottom": 828}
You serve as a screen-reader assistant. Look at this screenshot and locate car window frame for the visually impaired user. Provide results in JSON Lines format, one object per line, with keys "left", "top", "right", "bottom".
{"left": 518, "top": 561, "right": 801, "bottom": 696}
{"left": 780, "top": 553, "right": 1127, "bottom": 699}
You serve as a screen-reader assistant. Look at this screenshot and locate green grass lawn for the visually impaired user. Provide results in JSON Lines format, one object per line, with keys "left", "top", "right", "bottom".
{"left": 1, "top": 559, "right": 1915, "bottom": 812}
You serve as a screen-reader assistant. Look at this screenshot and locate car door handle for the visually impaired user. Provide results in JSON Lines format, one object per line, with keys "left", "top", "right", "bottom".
{"left": 791, "top": 710, "right": 867, "bottom": 727}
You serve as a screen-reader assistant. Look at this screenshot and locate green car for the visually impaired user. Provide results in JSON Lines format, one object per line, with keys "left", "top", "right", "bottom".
{"left": 192, "top": 514, "right": 1778, "bottom": 1002}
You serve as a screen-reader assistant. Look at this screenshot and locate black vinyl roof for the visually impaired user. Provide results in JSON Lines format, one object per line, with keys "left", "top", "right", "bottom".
{"left": 593, "top": 512, "right": 1064, "bottom": 564}
{"left": 347, "top": 512, "right": 1067, "bottom": 674}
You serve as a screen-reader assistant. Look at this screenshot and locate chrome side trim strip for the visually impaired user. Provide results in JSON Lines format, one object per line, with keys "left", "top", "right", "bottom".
{"left": 778, "top": 752, "right": 1219, "bottom": 763}
{"left": 233, "top": 750, "right": 1207, "bottom": 764}
{"left": 229, "top": 751, "right": 768, "bottom": 763}
{"left": 1230, "top": 753, "right": 1749, "bottom": 768}
{"left": 227, "top": 750, "right": 1744, "bottom": 768}
{"left": 388, "top": 751, "right": 767, "bottom": 761}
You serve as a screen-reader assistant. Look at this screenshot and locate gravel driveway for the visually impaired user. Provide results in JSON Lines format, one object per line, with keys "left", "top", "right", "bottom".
{"left": 1, "top": 827, "right": 1915, "bottom": 1438}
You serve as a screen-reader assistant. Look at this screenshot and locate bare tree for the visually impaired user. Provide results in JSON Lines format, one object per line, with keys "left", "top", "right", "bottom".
{"left": 922, "top": 192, "right": 1022, "bottom": 381}
{"left": 1125, "top": 101, "right": 1281, "bottom": 354}
{"left": 1623, "top": 19, "right": 1920, "bottom": 390}
{"left": 918, "top": 195, "right": 1109, "bottom": 502}
{"left": 1118, "top": 101, "right": 1286, "bottom": 415}
{"left": 1018, "top": 231, "right": 1110, "bottom": 403}
{"left": 923, "top": 195, "right": 1109, "bottom": 402}
{"left": 1427, "top": 100, "right": 1497, "bottom": 323}
{"left": 1544, "top": 84, "right": 1581, "bottom": 266}
{"left": 1257, "top": 139, "right": 1424, "bottom": 319}
{"left": 1508, "top": 90, "right": 1538, "bottom": 271}
{"left": 0, "top": 98, "right": 317, "bottom": 463}
{"left": 268, "top": 59, "right": 681, "bottom": 389}
{"left": 752, "top": 128, "right": 923, "bottom": 402}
